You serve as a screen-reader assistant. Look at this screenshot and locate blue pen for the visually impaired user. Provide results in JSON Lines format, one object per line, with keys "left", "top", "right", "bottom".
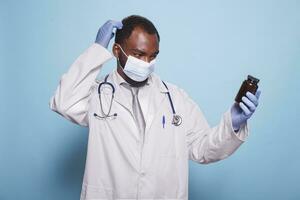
{"left": 162, "top": 115, "right": 165, "bottom": 128}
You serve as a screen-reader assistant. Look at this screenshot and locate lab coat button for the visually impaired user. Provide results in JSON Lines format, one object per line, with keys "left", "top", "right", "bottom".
{"left": 140, "top": 171, "right": 146, "bottom": 176}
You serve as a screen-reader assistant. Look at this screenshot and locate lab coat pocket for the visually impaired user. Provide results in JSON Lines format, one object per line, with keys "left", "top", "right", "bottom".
{"left": 157, "top": 114, "right": 178, "bottom": 158}
{"left": 154, "top": 155, "right": 179, "bottom": 197}
{"left": 81, "top": 183, "right": 114, "bottom": 200}
{"left": 157, "top": 125, "right": 185, "bottom": 198}
{"left": 159, "top": 113, "right": 186, "bottom": 158}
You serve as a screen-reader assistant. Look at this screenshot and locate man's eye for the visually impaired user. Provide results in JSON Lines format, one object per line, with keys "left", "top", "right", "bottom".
{"left": 133, "top": 53, "right": 142, "bottom": 57}
{"left": 150, "top": 55, "right": 157, "bottom": 60}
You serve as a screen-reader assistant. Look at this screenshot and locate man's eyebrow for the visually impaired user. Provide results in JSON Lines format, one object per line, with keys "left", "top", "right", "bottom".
{"left": 129, "top": 48, "right": 159, "bottom": 55}
{"left": 129, "top": 48, "right": 146, "bottom": 53}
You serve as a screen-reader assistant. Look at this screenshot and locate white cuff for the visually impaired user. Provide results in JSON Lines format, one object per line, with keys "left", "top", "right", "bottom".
{"left": 225, "top": 110, "right": 250, "bottom": 142}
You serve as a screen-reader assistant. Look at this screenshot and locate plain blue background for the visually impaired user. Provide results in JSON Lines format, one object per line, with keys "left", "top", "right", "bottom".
{"left": 1, "top": 0, "right": 299, "bottom": 199}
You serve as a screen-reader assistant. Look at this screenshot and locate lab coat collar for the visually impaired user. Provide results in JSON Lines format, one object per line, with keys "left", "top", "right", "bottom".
{"left": 152, "top": 73, "right": 169, "bottom": 93}
{"left": 111, "top": 68, "right": 169, "bottom": 94}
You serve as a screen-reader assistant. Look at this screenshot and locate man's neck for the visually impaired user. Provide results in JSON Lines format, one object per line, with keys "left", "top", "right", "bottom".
{"left": 117, "top": 66, "right": 148, "bottom": 87}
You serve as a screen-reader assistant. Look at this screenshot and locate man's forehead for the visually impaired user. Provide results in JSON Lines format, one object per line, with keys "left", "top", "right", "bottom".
{"left": 124, "top": 27, "right": 159, "bottom": 50}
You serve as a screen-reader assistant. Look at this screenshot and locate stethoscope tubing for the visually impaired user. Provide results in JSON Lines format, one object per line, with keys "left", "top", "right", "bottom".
{"left": 95, "top": 74, "right": 182, "bottom": 126}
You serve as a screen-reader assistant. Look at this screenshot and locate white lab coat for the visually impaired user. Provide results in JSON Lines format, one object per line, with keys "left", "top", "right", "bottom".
{"left": 49, "top": 43, "right": 249, "bottom": 200}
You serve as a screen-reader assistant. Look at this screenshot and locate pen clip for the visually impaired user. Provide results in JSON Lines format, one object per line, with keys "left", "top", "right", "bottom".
{"left": 162, "top": 115, "right": 165, "bottom": 129}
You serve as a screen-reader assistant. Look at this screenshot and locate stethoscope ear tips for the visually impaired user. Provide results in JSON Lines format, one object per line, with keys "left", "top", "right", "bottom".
{"left": 94, "top": 112, "right": 117, "bottom": 119}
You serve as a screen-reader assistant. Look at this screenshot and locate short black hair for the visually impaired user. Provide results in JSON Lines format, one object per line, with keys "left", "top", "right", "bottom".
{"left": 115, "top": 15, "right": 160, "bottom": 45}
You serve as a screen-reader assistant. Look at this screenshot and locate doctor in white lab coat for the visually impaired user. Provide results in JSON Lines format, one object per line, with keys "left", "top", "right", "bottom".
{"left": 49, "top": 15, "right": 261, "bottom": 200}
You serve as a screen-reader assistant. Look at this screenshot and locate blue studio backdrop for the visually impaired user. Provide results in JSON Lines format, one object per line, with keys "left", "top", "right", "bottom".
{"left": 1, "top": 0, "right": 299, "bottom": 199}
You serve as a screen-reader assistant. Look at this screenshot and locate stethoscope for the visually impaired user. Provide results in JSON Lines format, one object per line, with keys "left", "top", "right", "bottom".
{"left": 94, "top": 74, "right": 182, "bottom": 126}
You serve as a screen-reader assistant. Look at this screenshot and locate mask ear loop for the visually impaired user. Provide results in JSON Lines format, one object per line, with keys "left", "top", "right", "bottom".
{"left": 114, "top": 43, "right": 128, "bottom": 69}
{"left": 115, "top": 43, "right": 128, "bottom": 58}
{"left": 116, "top": 57, "right": 125, "bottom": 69}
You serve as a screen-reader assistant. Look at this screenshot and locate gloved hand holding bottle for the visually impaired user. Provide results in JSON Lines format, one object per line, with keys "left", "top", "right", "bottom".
{"left": 231, "top": 90, "right": 261, "bottom": 131}
{"left": 95, "top": 20, "right": 123, "bottom": 48}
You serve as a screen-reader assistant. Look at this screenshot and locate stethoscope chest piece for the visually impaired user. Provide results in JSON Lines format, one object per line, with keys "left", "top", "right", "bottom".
{"left": 172, "top": 115, "right": 182, "bottom": 126}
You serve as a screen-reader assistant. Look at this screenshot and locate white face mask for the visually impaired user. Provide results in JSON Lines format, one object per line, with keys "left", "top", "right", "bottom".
{"left": 116, "top": 43, "right": 156, "bottom": 82}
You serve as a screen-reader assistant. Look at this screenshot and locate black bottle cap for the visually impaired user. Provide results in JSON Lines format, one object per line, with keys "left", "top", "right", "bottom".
{"left": 247, "top": 75, "right": 260, "bottom": 84}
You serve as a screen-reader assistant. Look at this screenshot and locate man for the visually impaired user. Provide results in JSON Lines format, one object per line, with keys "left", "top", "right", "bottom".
{"left": 49, "top": 15, "right": 261, "bottom": 200}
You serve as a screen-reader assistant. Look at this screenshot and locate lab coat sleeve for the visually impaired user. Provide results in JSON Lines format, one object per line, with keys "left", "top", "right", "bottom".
{"left": 49, "top": 43, "right": 113, "bottom": 126}
{"left": 182, "top": 90, "right": 249, "bottom": 164}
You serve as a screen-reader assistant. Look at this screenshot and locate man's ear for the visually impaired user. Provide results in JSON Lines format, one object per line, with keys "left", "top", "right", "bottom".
{"left": 112, "top": 43, "right": 120, "bottom": 58}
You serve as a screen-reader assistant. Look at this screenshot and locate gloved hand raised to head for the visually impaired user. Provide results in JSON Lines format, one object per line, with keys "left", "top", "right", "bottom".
{"left": 231, "top": 90, "right": 261, "bottom": 132}
{"left": 95, "top": 20, "right": 123, "bottom": 48}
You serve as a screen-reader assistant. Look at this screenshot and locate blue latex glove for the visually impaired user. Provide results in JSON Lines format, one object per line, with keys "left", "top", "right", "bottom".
{"left": 95, "top": 20, "right": 123, "bottom": 48}
{"left": 231, "top": 90, "right": 261, "bottom": 131}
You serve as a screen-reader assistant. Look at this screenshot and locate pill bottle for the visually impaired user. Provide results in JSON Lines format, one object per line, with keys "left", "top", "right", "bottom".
{"left": 235, "top": 75, "right": 259, "bottom": 103}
